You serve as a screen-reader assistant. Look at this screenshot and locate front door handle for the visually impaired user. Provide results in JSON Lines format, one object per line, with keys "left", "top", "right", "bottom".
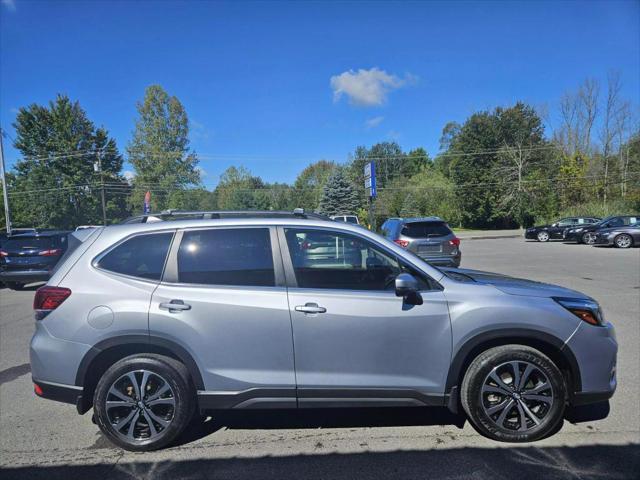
{"left": 159, "top": 300, "right": 191, "bottom": 313}
{"left": 295, "top": 303, "right": 327, "bottom": 314}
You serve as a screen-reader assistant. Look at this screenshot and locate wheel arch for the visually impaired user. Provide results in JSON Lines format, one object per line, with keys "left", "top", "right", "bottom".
{"left": 75, "top": 335, "right": 204, "bottom": 414}
{"left": 446, "top": 329, "right": 581, "bottom": 400}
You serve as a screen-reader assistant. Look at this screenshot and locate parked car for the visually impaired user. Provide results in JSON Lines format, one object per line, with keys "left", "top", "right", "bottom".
{"left": 593, "top": 222, "right": 640, "bottom": 248}
{"left": 564, "top": 215, "right": 639, "bottom": 244}
{"left": 30, "top": 210, "right": 616, "bottom": 450}
{"left": 330, "top": 215, "right": 360, "bottom": 225}
{"left": 0, "top": 230, "right": 70, "bottom": 289}
{"left": 525, "top": 217, "right": 600, "bottom": 242}
{"left": 380, "top": 217, "right": 461, "bottom": 267}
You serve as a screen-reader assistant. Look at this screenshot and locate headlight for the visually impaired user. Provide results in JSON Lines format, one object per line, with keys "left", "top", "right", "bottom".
{"left": 553, "top": 297, "right": 605, "bottom": 326}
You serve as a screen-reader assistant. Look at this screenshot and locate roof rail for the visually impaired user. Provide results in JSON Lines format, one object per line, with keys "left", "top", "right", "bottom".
{"left": 120, "top": 208, "right": 332, "bottom": 224}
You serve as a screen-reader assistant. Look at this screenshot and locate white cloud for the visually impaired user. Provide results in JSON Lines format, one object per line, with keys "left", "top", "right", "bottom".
{"left": 365, "top": 116, "right": 384, "bottom": 129}
{"left": 123, "top": 170, "right": 135, "bottom": 183}
{"left": 196, "top": 166, "right": 208, "bottom": 178}
{"left": 1, "top": 0, "right": 16, "bottom": 11}
{"left": 330, "top": 68, "right": 417, "bottom": 107}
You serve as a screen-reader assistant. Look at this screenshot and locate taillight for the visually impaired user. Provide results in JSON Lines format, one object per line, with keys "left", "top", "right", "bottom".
{"left": 394, "top": 239, "right": 410, "bottom": 248}
{"left": 0, "top": 250, "right": 8, "bottom": 257}
{"left": 33, "top": 286, "right": 71, "bottom": 319}
{"left": 39, "top": 249, "right": 62, "bottom": 256}
{"left": 449, "top": 237, "right": 461, "bottom": 247}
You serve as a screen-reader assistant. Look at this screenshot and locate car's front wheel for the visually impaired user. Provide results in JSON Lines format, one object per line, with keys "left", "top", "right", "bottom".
{"left": 614, "top": 234, "right": 633, "bottom": 249}
{"left": 93, "top": 354, "right": 195, "bottom": 451}
{"left": 461, "top": 345, "right": 566, "bottom": 442}
{"left": 536, "top": 231, "right": 550, "bottom": 242}
{"left": 581, "top": 232, "right": 597, "bottom": 245}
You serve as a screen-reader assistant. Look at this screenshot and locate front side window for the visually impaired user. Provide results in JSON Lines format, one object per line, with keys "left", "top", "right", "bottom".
{"left": 96, "top": 232, "right": 173, "bottom": 280}
{"left": 285, "top": 228, "right": 402, "bottom": 290}
{"left": 557, "top": 218, "right": 574, "bottom": 226}
{"left": 177, "top": 228, "right": 275, "bottom": 287}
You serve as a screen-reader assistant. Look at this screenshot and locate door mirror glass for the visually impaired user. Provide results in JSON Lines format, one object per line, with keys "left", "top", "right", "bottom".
{"left": 395, "top": 273, "right": 423, "bottom": 305}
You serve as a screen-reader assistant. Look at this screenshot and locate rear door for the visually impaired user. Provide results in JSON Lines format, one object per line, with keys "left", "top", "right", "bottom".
{"left": 149, "top": 226, "right": 296, "bottom": 408}
{"left": 280, "top": 226, "right": 452, "bottom": 406}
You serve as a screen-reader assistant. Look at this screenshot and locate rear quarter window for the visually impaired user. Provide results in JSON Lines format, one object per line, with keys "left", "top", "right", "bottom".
{"left": 95, "top": 232, "right": 174, "bottom": 281}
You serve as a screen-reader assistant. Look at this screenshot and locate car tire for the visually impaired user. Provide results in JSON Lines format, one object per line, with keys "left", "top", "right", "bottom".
{"left": 93, "top": 354, "right": 195, "bottom": 452}
{"left": 536, "top": 231, "right": 550, "bottom": 242}
{"left": 581, "top": 232, "right": 596, "bottom": 245}
{"left": 7, "top": 282, "right": 24, "bottom": 290}
{"left": 460, "top": 345, "right": 566, "bottom": 442}
{"left": 614, "top": 234, "right": 633, "bottom": 249}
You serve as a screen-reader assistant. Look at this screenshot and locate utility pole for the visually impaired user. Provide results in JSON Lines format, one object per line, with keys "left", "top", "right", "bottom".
{"left": 96, "top": 147, "right": 107, "bottom": 226}
{"left": 0, "top": 127, "right": 11, "bottom": 235}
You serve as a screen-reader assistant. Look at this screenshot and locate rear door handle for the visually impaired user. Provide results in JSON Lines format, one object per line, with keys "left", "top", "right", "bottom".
{"left": 295, "top": 303, "right": 327, "bottom": 314}
{"left": 159, "top": 300, "right": 191, "bottom": 313}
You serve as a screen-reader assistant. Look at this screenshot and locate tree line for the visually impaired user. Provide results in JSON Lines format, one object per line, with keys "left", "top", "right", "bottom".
{"left": 1, "top": 76, "right": 639, "bottom": 231}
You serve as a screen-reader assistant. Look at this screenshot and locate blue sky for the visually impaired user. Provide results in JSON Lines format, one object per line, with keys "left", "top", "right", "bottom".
{"left": 1, "top": 0, "right": 639, "bottom": 186}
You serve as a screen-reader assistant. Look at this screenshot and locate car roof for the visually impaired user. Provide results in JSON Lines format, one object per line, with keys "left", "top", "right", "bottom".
{"left": 402, "top": 217, "right": 444, "bottom": 223}
{"left": 100, "top": 217, "right": 372, "bottom": 238}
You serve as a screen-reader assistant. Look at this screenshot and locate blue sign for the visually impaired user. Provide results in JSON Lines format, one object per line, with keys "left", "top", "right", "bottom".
{"left": 364, "top": 161, "right": 376, "bottom": 198}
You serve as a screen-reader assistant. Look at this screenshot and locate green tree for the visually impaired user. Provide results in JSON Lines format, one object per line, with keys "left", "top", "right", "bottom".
{"left": 127, "top": 85, "right": 200, "bottom": 213}
{"left": 317, "top": 168, "right": 359, "bottom": 216}
{"left": 445, "top": 102, "right": 547, "bottom": 228}
{"left": 10, "top": 95, "right": 128, "bottom": 228}
{"left": 292, "top": 160, "right": 336, "bottom": 210}
{"left": 214, "top": 166, "right": 264, "bottom": 210}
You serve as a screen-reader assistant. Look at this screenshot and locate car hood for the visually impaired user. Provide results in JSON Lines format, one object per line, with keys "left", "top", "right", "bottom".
{"left": 440, "top": 267, "right": 591, "bottom": 299}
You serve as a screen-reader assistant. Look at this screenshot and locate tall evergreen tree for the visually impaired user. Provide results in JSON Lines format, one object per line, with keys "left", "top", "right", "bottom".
{"left": 317, "top": 168, "right": 359, "bottom": 216}
{"left": 127, "top": 85, "right": 200, "bottom": 212}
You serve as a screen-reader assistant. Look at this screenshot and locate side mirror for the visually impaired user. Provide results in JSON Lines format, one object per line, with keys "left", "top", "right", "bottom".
{"left": 395, "top": 273, "right": 423, "bottom": 305}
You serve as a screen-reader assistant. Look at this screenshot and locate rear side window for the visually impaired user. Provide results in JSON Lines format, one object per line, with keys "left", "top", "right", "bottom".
{"left": 96, "top": 232, "right": 173, "bottom": 280}
{"left": 177, "top": 228, "right": 275, "bottom": 287}
{"left": 401, "top": 222, "right": 452, "bottom": 238}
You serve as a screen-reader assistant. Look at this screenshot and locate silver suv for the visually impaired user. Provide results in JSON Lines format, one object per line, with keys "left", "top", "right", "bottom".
{"left": 30, "top": 210, "right": 617, "bottom": 451}
{"left": 380, "top": 217, "right": 461, "bottom": 267}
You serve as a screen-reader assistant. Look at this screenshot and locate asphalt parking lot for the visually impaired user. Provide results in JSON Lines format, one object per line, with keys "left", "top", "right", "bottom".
{"left": 1, "top": 237, "right": 639, "bottom": 479}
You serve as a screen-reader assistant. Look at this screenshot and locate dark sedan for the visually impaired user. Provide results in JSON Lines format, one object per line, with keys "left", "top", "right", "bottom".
{"left": 525, "top": 217, "right": 600, "bottom": 242}
{"left": 0, "top": 231, "right": 70, "bottom": 289}
{"left": 564, "top": 215, "right": 639, "bottom": 244}
{"left": 594, "top": 222, "right": 640, "bottom": 248}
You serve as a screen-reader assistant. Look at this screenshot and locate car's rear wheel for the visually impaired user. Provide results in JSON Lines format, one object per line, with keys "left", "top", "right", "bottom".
{"left": 582, "top": 232, "right": 597, "bottom": 245}
{"left": 614, "top": 234, "right": 633, "bottom": 249}
{"left": 93, "top": 354, "right": 195, "bottom": 451}
{"left": 7, "top": 282, "right": 24, "bottom": 290}
{"left": 461, "top": 345, "right": 566, "bottom": 442}
{"left": 536, "top": 231, "right": 550, "bottom": 242}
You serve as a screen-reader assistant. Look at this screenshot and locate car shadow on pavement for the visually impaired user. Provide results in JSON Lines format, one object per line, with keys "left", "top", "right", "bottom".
{"left": 4, "top": 443, "right": 639, "bottom": 480}
{"left": 175, "top": 407, "right": 466, "bottom": 446}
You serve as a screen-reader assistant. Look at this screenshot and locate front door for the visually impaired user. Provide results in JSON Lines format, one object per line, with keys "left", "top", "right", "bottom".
{"left": 279, "top": 226, "right": 452, "bottom": 407}
{"left": 150, "top": 226, "right": 296, "bottom": 409}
